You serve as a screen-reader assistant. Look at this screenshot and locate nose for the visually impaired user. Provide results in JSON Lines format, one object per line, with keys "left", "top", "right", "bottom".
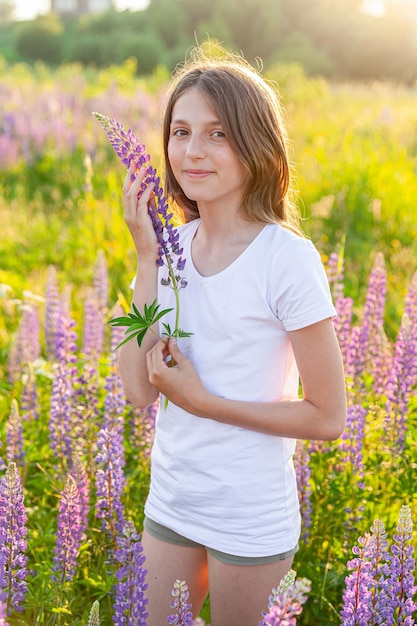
{"left": 185, "top": 134, "right": 205, "bottom": 159}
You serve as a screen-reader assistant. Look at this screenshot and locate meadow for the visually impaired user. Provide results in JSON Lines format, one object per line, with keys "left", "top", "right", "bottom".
{"left": 0, "top": 57, "right": 416, "bottom": 624}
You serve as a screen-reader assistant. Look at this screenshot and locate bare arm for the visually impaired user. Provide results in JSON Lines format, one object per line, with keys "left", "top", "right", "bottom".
{"left": 117, "top": 162, "right": 161, "bottom": 408}
{"left": 146, "top": 318, "right": 347, "bottom": 441}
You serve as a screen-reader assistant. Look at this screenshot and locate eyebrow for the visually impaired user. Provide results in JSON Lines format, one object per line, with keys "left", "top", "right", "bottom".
{"left": 170, "top": 118, "right": 222, "bottom": 126}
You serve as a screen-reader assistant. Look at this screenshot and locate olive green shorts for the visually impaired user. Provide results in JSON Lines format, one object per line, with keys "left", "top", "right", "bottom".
{"left": 144, "top": 516, "right": 299, "bottom": 566}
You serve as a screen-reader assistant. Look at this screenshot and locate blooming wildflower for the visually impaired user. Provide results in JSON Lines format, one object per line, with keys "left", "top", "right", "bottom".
{"left": 5, "top": 400, "right": 24, "bottom": 467}
{"left": 384, "top": 272, "right": 417, "bottom": 451}
{"left": 48, "top": 306, "right": 79, "bottom": 461}
{"left": 7, "top": 305, "right": 41, "bottom": 384}
{"left": 0, "top": 462, "right": 28, "bottom": 614}
{"left": 70, "top": 454, "right": 90, "bottom": 538}
{"left": 354, "top": 252, "right": 387, "bottom": 385}
{"left": 45, "top": 265, "right": 61, "bottom": 361}
{"left": 333, "top": 295, "right": 354, "bottom": 377}
{"left": 113, "top": 521, "right": 148, "bottom": 625}
{"left": 326, "top": 248, "right": 345, "bottom": 300}
{"left": 20, "top": 364, "right": 39, "bottom": 422}
{"left": 103, "top": 326, "right": 127, "bottom": 434}
{"left": 93, "top": 249, "right": 108, "bottom": 312}
{"left": 93, "top": 112, "right": 186, "bottom": 281}
{"left": 378, "top": 505, "right": 417, "bottom": 625}
{"left": 95, "top": 427, "right": 126, "bottom": 542}
{"left": 339, "top": 403, "right": 367, "bottom": 487}
{"left": 340, "top": 507, "right": 417, "bottom": 625}
{"left": 87, "top": 600, "right": 100, "bottom": 626}
{"left": 93, "top": 113, "right": 191, "bottom": 349}
{"left": 340, "top": 533, "right": 375, "bottom": 625}
{"left": 167, "top": 580, "right": 194, "bottom": 626}
{"left": 260, "top": 570, "right": 311, "bottom": 626}
{"left": 128, "top": 401, "right": 157, "bottom": 460}
{"left": 82, "top": 288, "right": 104, "bottom": 361}
{"left": 52, "top": 474, "right": 83, "bottom": 583}
{"left": 294, "top": 441, "right": 312, "bottom": 541}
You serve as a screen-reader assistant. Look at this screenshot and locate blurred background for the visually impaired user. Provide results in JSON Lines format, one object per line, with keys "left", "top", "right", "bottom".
{"left": 1, "top": 0, "right": 416, "bottom": 81}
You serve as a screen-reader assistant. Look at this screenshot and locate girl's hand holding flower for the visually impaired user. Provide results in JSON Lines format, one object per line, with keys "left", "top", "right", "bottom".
{"left": 146, "top": 338, "right": 207, "bottom": 414}
{"left": 122, "top": 162, "right": 158, "bottom": 260}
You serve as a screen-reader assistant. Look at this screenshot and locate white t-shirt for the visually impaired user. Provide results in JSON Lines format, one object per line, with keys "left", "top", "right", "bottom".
{"left": 143, "top": 219, "right": 336, "bottom": 557}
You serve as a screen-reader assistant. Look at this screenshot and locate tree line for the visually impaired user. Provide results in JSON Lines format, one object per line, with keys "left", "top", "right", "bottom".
{"left": 1, "top": 0, "right": 416, "bottom": 82}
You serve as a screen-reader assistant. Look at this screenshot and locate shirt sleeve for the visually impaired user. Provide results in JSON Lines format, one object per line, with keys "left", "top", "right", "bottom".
{"left": 271, "top": 238, "right": 337, "bottom": 331}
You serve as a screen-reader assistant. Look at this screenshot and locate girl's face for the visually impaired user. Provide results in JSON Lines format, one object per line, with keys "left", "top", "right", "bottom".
{"left": 167, "top": 87, "right": 249, "bottom": 211}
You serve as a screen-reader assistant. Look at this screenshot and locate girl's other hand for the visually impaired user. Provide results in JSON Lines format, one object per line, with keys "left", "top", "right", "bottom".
{"left": 122, "top": 161, "right": 159, "bottom": 259}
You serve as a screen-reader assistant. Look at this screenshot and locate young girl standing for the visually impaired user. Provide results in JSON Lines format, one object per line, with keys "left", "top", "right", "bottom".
{"left": 118, "top": 47, "right": 346, "bottom": 626}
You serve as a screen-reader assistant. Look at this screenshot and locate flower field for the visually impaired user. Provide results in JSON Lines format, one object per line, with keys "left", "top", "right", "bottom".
{"left": 0, "top": 59, "right": 416, "bottom": 625}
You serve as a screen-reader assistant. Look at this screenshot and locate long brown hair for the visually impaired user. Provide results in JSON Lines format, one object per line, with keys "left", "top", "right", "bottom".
{"left": 163, "top": 46, "right": 302, "bottom": 235}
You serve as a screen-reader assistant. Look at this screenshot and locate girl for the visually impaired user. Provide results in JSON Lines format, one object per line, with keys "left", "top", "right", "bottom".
{"left": 118, "top": 47, "right": 346, "bottom": 626}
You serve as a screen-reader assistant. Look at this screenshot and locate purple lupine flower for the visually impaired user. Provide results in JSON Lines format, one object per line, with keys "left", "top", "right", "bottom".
{"left": 340, "top": 533, "right": 375, "bottom": 625}
{"left": 0, "top": 603, "right": 9, "bottom": 626}
{"left": 93, "top": 250, "right": 108, "bottom": 313}
{"left": 70, "top": 454, "right": 90, "bottom": 538}
{"left": 326, "top": 249, "right": 345, "bottom": 300}
{"left": 103, "top": 353, "right": 126, "bottom": 435}
{"left": 260, "top": 570, "right": 311, "bottom": 626}
{"left": 5, "top": 400, "right": 24, "bottom": 467}
{"left": 354, "top": 252, "right": 387, "bottom": 386}
{"left": 128, "top": 401, "right": 157, "bottom": 460}
{"left": 333, "top": 295, "right": 354, "bottom": 378}
{"left": 378, "top": 505, "right": 417, "bottom": 625}
{"left": 0, "top": 462, "right": 28, "bottom": 614}
{"left": 52, "top": 474, "right": 83, "bottom": 583}
{"left": 20, "top": 367, "right": 39, "bottom": 422}
{"left": 48, "top": 306, "right": 79, "bottom": 461}
{"left": 384, "top": 272, "right": 417, "bottom": 452}
{"left": 45, "top": 265, "right": 61, "bottom": 361}
{"left": 82, "top": 288, "right": 104, "bottom": 361}
{"left": 294, "top": 441, "right": 312, "bottom": 542}
{"left": 340, "top": 509, "right": 416, "bottom": 626}
{"left": 113, "top": 520, "right": 148, "bottom": 625}
{"left": 167, "top": 580, "right": 194, "bottom": 626}
{"left": 93, "top": 113, "right": 187, "bottom": 291}
{"left": 339, "top": 403, "right": 367, "bottom": 488}
{"left": 7, "top": 305, "right": 41, "bottom": 384}
{"left": 95, "top": 427, "right": 126, "bottom": 542}
{"left": 71, "top": 365, "right": 101, "bottom": 455}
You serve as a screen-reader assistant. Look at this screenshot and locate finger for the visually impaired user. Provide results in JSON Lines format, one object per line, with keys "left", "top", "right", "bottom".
{"left": 167, "top": 338, "right": 186, "bottom": 363}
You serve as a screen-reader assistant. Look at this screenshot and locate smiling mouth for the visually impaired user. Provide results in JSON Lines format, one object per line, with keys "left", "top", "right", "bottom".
{"left": 184, "top": 170, "right": 212, "bottom": 177}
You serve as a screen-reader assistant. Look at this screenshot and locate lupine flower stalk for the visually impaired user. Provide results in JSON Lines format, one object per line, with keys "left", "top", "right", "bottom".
{"left": 294, "top": 441, "right": 312, "bottom": 541}
{"left": 70, "top": 454, "right": 90, "bottom": 538}
{"left": 259, "top": 570, "right": 311, "bottom": 626}
{"left": 340, "top": 506, "right": 417, "bottom": 625}
{"left": 378, "top": 505, "right": 417, "bottom": 625}
{"left": 52, "top": 474, "right": 83, "bottom": 583}
{"left": 95, "top": 427, "right": 126, "bottom": 543}
{"left": 44, "top": 265, "right": 61, "bottom": 361}
{"left": 384, "top": 272, "right": 417, "bottom": 451}
{"left": 113, "top": 521, "right": 148, "bottom": 625}
{"left": 87, "top": 600, "right": 100, "bottom": 626}
{"left": 93, "top": 112, "right": 190, "bottom": 349}
{"left": 48, "top": 306, "right": 79, "bottom": 462}
{"left": 5, "top": 400, "right": 24, "bottom": 467}
{"left": 167, "top": 579, "right": 194, "bottom": 626}
{"left": 353, "top": 252, "right": 387, "bottom": 387}
{"left": 128, "top": 401, "right": 157, "bottom": 460}
{"left": 20, "top": 363, "right": 39, "bottom": 422}
{"left": 82, "top": 288, "right": 104, "bottom": 361}
{"left": 7, "top": 305, "right": 41, "bottom": 384}
{"left": 0, "top": 462, "right": 28, "bottom": 614}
